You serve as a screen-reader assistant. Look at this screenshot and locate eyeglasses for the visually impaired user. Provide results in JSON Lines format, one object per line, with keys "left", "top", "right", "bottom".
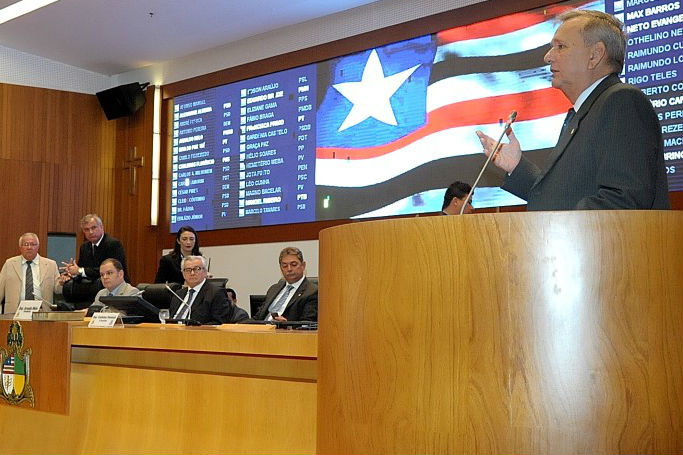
{"left": 100, "top": 270, "right": 117, "bottom": 278}
{"left": 21, "top": 242, "right": 38, "bottom": 247}
{"left": 182, "top": 266, "right": 204, "bottom": 274}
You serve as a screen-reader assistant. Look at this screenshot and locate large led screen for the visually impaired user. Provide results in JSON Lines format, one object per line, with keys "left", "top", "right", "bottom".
{"left": 170, "top": 0, "right": 683, "bottom": 231}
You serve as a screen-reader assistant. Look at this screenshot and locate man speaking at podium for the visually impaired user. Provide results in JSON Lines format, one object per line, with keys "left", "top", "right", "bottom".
{"left": 476, "top": 10, "right": 669, "bottom": 210}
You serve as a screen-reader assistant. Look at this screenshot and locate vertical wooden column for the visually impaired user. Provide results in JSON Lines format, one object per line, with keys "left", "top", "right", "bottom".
{"left": 317, "top": 211, "right": 683, "bottom": 454}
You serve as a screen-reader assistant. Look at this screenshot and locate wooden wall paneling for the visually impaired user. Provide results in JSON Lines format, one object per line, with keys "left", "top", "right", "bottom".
{"left": 49, "top": 164, "right": 82, "bottom": 234}
{"left": 0, "top": 160, "right": 48, "bottom": 261}
{"left": 110, "top": 86, "right": 155, "bottom": 284}
{"left": 38, "top": 162, "right": 51, "bottom": 245}
{"left": 0, "top": 82, "right": 117, "bottom": 269}
{"left": 1, "top": 84, "right": 33, "bottom": 161}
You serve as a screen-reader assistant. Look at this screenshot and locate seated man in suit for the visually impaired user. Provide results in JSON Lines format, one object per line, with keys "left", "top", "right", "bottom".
{"left": 253, "top": 246, "right": 318, "bottom": 322}
{"left": 89, "top": 258, "right": 139, "bottom": 314}
{"left": 170, "top": 255, "right": 247, "bottom": 325}
{"left": 0, "top": 233, "right": 62, "bottom": 314}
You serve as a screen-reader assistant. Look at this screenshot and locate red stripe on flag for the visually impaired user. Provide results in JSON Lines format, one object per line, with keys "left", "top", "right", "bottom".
{"left": 436, "top": 4, "right": 576, "bottom": 43}
{"left": 316, "top": 87, "right": 571, "bottom": 160}
{"left": 3, "top": 358, "right": 14, "bottom": 374}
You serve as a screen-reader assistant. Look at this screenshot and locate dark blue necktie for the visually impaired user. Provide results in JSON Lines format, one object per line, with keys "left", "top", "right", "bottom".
{"left": 559, "top": 108, "right": 575, "bottom": 138}
{"left": 174, "top": 288, "right": 195, "bottom": 319}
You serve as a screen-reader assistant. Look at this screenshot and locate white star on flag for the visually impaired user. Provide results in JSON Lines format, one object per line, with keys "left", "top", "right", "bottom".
{"left": 333, "top": 49, "right": 420, "bottom": 132}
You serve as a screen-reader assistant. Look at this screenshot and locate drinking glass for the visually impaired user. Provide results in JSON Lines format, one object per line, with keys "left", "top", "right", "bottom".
{"left": 158, "top": 309, "right": 170, "bottom": 324}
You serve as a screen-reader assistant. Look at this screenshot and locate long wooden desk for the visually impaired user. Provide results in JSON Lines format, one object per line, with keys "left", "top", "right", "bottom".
{"left": 0, "top": 322, "right": 317, "bottom": 454}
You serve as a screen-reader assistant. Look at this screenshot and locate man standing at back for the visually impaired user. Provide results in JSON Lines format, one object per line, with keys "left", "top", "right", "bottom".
{"left": 61, "top": 214, "right": 129, "bottom": 304}
{"left": 476, "top": 10, "right": 669, "bottom": 210}
{"left": 0, "top": 233, "right": 62, "bottom": 314}
{"left": 254, "top": 247, "right": 318, "bottom": 322}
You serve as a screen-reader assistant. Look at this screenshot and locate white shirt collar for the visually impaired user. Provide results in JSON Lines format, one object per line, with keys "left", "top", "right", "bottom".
{"left": 574, "top": 75, "right": 608, "bottom": 113}
{"left": 189, "top": 278, "right": 206, "bottom": 294}
{"left": 285, "top": 275, "right": 306, "bottom": 293}
{"left": 22, "top": 254, "right": 40, "bottom": 265}
{"left": 93, "top": 233, "right": 104, "bottom": 247}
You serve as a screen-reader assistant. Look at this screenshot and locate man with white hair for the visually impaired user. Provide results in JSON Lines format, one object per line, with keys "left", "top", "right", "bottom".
{"left": 169, "top": 255, "right": 247, "bottom": 325}
{"left": 477, "top": 10, "right": 669, "bottom": 210}
{"left": 0, "top": 233, "right": 62, "bottom": 314}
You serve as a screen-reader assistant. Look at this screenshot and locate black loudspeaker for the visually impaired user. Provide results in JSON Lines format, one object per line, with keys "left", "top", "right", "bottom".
{"left": 96, "top": 82, "right": 149, "bottom": 120}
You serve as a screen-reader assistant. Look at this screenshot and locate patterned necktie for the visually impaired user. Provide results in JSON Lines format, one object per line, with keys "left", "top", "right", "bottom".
{"left": 175, "top": 288, "right": 195, "bottom": 319}
{"left": 25, "top": 260, "right": 34, "bottom": 300}
{"left": 268, "top": 284, "right": 294, "bottom": 316}
{"left": 559, "top": 108, "right": 575, "bottom": 138}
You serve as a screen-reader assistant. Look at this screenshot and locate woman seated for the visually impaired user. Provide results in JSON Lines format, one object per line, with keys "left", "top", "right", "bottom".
{"left": 154, "top": 226, "right": 201, "bottom": 284}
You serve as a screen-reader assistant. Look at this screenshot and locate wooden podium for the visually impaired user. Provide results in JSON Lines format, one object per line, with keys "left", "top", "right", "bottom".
{"left": 317, "top": 211, "right": 683, "bottom": 454}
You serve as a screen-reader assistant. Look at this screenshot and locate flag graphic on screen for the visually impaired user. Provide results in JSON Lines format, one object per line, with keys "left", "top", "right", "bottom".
{"left": 316, "top": 0, "right": 601, "bottom": 219}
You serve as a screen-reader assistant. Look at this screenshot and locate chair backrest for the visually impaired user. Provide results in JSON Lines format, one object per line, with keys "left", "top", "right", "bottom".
{"left": 207, "top": 277, "right": 228, "bottom": 288}
{"left": 249, "top": 294, "right": 266, "bottom": 317}
{"left": 140, "top": 283, "right": 179, "bottom": 309}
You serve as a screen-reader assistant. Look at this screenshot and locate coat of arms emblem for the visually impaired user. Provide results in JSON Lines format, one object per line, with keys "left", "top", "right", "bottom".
{"left": 0, "top": 321, "right": 34, "bottom": 407}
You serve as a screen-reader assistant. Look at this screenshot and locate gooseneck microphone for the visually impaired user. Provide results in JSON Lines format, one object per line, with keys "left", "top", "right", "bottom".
{"left": 165, "top": 283, "right": 185, "bottom": 302}
{"left": 165, "top": 283, "right": 193, "bottom": 320}
{"left": 459, "top": 111, "right": 517, "bottom": 215}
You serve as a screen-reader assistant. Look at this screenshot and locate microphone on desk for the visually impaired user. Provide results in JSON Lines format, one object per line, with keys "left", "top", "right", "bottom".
{"left": 165, "top": 283, "right": 185, "bottom": 302}
{"left": 460, "top": 110, "right": 518, "bottom": 215}
{"left": 165, "top": 283, "right": 191, "bottom": 319}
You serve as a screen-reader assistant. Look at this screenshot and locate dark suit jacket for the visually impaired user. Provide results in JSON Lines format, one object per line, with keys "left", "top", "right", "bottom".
{"left": 504, "top": 74, "right": 670, "bottom": 210}
{"left": 254, "top": 277, "right": 318, "bottom": 322}
{"left": 77, "top": 233, "right": 129, "bottom": 282}
{"left": 169, "top": 280, "right": 248, "bottom": 325}
{"left": 154, "top": 253, "right": 183, "bottom": 284}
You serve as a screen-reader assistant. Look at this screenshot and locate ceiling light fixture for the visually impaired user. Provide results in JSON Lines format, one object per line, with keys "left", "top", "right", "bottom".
{"left": 0, "top": 0, "right": 60, "bottom": 26}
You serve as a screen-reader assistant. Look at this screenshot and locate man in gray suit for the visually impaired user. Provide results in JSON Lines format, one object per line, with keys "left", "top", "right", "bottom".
{"left": 254, "top": 247, "right": 318, "bottom": 322}
{"left": 476, "top": 10, "right": 669, "bottom": 210}
{"left": 0, "top": 233, "right": 62, "bottom": 314}
{"left": 89, "top": 258, "right": 139, "bottom": 313}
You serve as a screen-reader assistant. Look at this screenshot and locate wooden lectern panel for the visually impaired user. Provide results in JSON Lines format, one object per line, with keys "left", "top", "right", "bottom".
{"left": 317, "top": 211, "right": 683, "bottom": 454}
{"left": 0, "top": 320, "right": 72, "bottom": 414}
